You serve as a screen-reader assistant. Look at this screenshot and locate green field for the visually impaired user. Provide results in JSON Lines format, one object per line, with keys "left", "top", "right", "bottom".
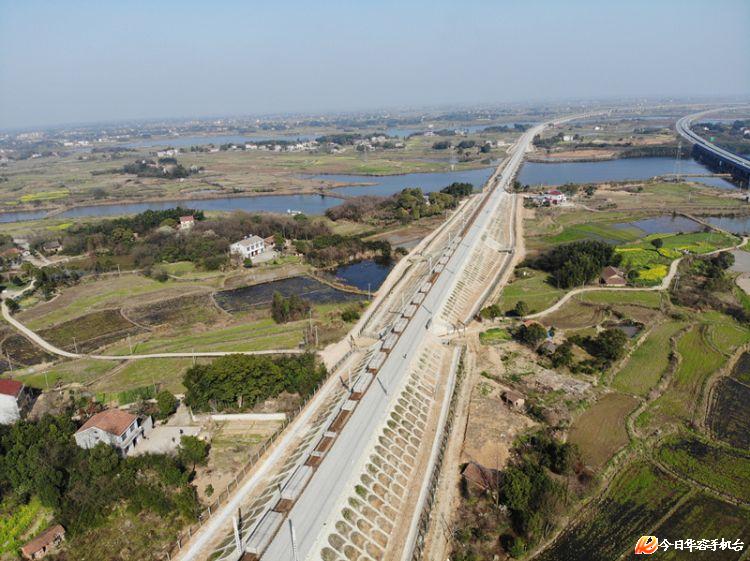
{"left": 496, "top": 268, "right": 566, "bottom": 314}
{"left": 613, "top": 321, "right": 686, "bottom": 396}
{"left": 658, "top": 434, "right": 750, "bottom": 502}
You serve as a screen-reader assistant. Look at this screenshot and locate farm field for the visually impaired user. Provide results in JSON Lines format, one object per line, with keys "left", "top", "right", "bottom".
{"left": 640, "top": 324, "right": 726, "bottom": 430}
{"left": 18, "top": 274, "right": 218, "bottom": 330}
{"left": 38, "top": 309, "right": 145, "bottom": 353}
{"left": 568, "top": 392, "right": 638, "bottom": 469}
{"left": 124, "top": 292, "right": 222, "bottom": 328}
{"left": 653, "top": 494, "right": 750, "bottom": 561}
{"left": 729, "top": 351, "right": 750, "bottom": 384}
{"left": 708, "top": 377, "right": 750, "bottom": 449}
{"left": 534, "top": 462, "right": 690, "bottom": 561}
{"left": 657, "top": 434, "right": 750, "bottom": 502}
{"left": 539, "top": 300, "right": 606, "bottom": 329}
{"left": 613, "top": 321, "right": 686, "bottom": 396}
{"left": 0, "top": 330, "right": 54, "bottom": 370}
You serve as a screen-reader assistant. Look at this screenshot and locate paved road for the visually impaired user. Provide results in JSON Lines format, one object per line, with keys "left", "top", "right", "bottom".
{"left": 261, "top": 116, "right": 581, "bottom": 561}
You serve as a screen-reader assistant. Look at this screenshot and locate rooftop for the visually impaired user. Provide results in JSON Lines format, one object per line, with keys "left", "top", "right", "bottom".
{"left": 77, "top": 409, "right": 137, "bottom": 436}
{"left": 234, "top": 235, "right": 264, "bottom": 247}
{"left": 21, "top": 525, "right": 65, "bottom": 557}
{"left": 0, "top": 378, "right": 23, "bottom": 398}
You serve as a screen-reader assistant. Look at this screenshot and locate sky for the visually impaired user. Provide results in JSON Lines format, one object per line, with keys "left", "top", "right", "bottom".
{"left": 1, "top": 0, "right": 748, "bottom": 129}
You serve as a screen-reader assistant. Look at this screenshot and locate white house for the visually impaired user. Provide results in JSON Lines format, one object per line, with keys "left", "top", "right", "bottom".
{"left": 179, "top": 215, "right": 195, "bottom": 230}
{"left": 545, "top": 189, "right": 566, "bottom": 204}
{"left": 230, "top": 235, "right": 266, "bottom": 259}
{"left": 74, "top": 409, "right": 152, "bottom": 456}
{"left": 0, "top": 379, "right": 30, "bottom": 424}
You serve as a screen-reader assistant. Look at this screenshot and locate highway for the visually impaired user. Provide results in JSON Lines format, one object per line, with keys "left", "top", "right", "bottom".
{"left": 676, "top": 109, "right": 750, "bottom": 171}
{"left": 260, "top": 118, "right": 568, "bottom": 561}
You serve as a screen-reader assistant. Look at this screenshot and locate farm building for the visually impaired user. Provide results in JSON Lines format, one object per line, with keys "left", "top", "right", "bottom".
{"left": 21, "top": 524, "right": 65, "bottom": 560}
{"left": 600, "top": 266, "right": 627, "bottom": 286}
{"left": 0, "top": 379, "right": 31, "bottom": 424}
{"left": 501, "top": 390, "right": 525, "bottom": 410}
{"left": 74, "top": 409, "right": 152, "bottom": 455}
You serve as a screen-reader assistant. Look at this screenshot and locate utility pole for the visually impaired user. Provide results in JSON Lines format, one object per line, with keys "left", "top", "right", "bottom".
{"left": 128, "top": 335, "right": 133, "bottom": 354}
{"left": 5, "top": 350, "right": 12, "bottom": 373}
{"left": 72, "top": 336, "right": 78, "bottom": 354}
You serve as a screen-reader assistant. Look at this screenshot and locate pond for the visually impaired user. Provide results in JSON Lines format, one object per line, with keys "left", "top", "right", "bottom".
{"left": 517, "top": 157, "right": 736, "bottom": 190}
{"left": 705, "top": 215, "right": 750, "bottom": 236}
{"left": 614, "top": 215, "right": 703, "bottom": 235}
{"left": 315, "top": 167, "right": 495, "bottom": 198}
{"left": 330, "top": 259, "right": 393, "bottom": 292}
{"left": 213, "top": 276, "right": 363, "bottom": 313}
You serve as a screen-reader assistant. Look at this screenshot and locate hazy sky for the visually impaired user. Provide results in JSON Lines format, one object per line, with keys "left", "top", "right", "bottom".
{"left": 1, "top": 0, "right": 748, "bottom": 129}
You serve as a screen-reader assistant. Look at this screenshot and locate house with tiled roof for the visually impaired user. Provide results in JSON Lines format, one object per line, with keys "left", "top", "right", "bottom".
{"left": 0, "top": 378, "right": 30, "bottom": 424}
{"left": 20, "top": 524, "right": 65, "bottom": 560}
{"left": 74, "top": 409, "right": 152, "bottom": 455}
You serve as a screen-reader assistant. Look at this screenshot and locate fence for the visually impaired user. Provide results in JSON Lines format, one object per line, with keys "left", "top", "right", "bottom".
{"left": 160, "top": 346, "right": 356, "bottom": 560}
{"left": 407, "top": 347, "right": 467, "bottom": 561}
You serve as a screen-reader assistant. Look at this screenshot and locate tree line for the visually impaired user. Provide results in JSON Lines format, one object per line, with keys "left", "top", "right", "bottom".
{"left": 183, "top": 353, "right": 326, "bottom": 411}
{"left": 526, "top": 240, "right": 622, "bottom": 289}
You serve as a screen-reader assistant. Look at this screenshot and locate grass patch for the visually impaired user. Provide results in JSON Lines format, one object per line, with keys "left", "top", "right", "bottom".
{"left": 478, "top": 327, "right": 511, "bottom": 345}
{"left": 90, "top": 358, "right": 194, "bottom": 395}
{"left": 576, "top": 290, "right": 662, "bottom": 308}
{"left": 496, "top": 268, "right": 566, "bottom": 314}
{"left": 568, "top": 392, "right": 639, "bottom": 469}
{"left": 658, "top": 434, "right": 750, "bottom": 502}
{"left": 613, "top": 321, "right": 686, "bottom": 396}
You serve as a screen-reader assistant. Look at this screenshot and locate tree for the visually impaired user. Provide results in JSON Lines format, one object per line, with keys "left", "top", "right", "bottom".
{"left": 4, "top": 298, "right": 19, "bottom": 314}
{"left": 156, "top": 390, "right": 178, "bottom": 419}
{"left": 591, "top": 328, "right": 628, "bottom": 362}
{"left": 513, "top": 300, "right": 529, "bottom": 317}
{"left": 513, "top": 322, "right": 547, "bottom": 347}
{"left": 273, "top": 232, "right": 285, "bottom": 252}
{"left": 550, "top": 341, "right": 573, "bottom": 368}
{"left": 651, "top": 237, "right": 663, "bottom": 250}
{"left": 178, "top": 435, "right": 209, "bottom": 471}
{"left": 243, "top": 257, "right": 253, "bottom": 268}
